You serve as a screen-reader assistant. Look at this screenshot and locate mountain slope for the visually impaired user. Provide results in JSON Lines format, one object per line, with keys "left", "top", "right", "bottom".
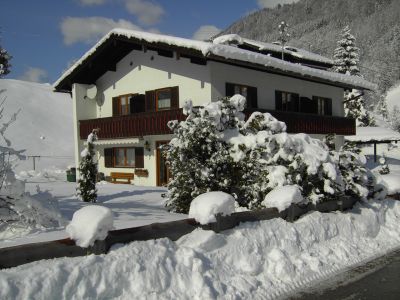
{"left": 221, "top": 0, "right": 400, "bottom": 102}
{"left": 0, "top": 79, "right": 73, "bottom": 172}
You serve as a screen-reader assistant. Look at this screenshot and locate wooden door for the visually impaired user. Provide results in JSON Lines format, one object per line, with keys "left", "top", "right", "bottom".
{"left": 156, "top": 141, "right": 171, "bottom": 186}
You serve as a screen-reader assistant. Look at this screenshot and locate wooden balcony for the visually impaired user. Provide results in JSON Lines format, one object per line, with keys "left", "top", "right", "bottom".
{"left": 79, "top": 108, "right": 355, "bottom": 140}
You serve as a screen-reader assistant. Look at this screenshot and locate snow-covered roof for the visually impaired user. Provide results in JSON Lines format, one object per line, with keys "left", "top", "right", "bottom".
{"left": 212, "top": 34, "right": 333, "bottom": 65}
{"left": 345, "top": 127, "right": 400, "bottom": 143}
{"left": 54, "top": 29, "right": 376, "bottom": 92}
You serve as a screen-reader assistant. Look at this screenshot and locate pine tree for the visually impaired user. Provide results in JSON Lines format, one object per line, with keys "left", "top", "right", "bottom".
{"left": 332, "top": 26, "right": 375, "bottom": 127}
{"left": 77, "top": 130, "right": 98, "bottom": 203}
{"left": 0, "top": 41, "right": 11, "bottom": 77}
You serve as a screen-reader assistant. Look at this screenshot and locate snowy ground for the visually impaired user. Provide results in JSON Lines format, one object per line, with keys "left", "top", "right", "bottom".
{"left": 0, "top": 179, "right": 186, "bottom": 248}
{"left": 0, "top": 199, "right": 399, "bottom": 299}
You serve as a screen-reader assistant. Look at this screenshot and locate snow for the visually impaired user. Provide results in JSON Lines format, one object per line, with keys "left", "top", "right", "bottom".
{"left": 0, "top": 182, "right": 186, "bottom": 249}
{"left": 188, "top": 191, "right": 235, "bottom": 225}
{"left": 262, "top": 185, "right": 304, "bottom": 212}
{"left": 55, "top": 28, "right": 376, "bottom": 92}
{"left": 346, "top": 126, "right": 400, "bottom": 143}
{"left": 66, "top": 206, "right": 113, "bottom": 248}
{"left": 1, "top": 199, "right": 400, "bottom": 299}
{"left": 377, "top": 175, "right": 400, "bottom": 195}
{"left": 213, "top": 34, "right": 334, "bottom": 65}
{"left": 386, "top": 84, "right": 400, "bottom": 110}
{"left": 0, "top": 79, "right": 73, "bottom": 173}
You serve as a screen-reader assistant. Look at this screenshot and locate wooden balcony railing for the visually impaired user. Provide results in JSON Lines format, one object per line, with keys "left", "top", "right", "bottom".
{"left": 79, "top": 108, "right": 355, "bottom": 140}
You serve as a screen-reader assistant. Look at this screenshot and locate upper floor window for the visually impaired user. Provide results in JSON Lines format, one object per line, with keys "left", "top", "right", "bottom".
{"left": 275, "top": 90, "right": 299, "bottom": 112}
{"left": 145, "top": 86, "right": 179, "bottom": 112}
{"left": 313, "top": 96, "right": 332, "bottom": 116}
{"left": 112, "top": 94, "right": 145, "bottom": 116}
{"left": 156, "top": 88, "right": 172, "bottom": 110}
{"left": 226, "top": 83, "right": 258, "bottom": 108}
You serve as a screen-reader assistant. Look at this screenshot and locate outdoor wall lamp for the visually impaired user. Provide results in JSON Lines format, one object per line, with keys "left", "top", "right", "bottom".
{"left": 144, "top": 141, "right": 151, "bottom": 151}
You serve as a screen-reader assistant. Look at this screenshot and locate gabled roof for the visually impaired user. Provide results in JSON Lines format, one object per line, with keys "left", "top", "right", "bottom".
{"left": 212, "top": 34, "right": 333, "bottom": 66}
{"left": 54, "top": 29, "right": 376, "bottom": 92}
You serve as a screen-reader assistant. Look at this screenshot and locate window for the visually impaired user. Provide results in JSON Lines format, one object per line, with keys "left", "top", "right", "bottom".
{"left": 104, "top": 147, "right": 144, "bottom": 168}
{"left": 112, "top": 94, "right": 146, "bottom": 116}
{"left": 145, "top": 86, "right": 179, "bottom": 112}
{"left": 275, "top": 90, "right": 299, "bottom": 112}
{"left": 226, "top": 83, "right": 258, "bottom": 108}
{"left": 313, "top": 96, "right": 332, "bottom": 116}
{"left": 156, "top": 89, "right": 172, "bottom": 110}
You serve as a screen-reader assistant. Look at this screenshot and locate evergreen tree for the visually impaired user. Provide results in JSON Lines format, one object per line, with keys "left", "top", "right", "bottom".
{"left": 77, "top": 130, "right": 98, "bottom": 203}
{"left": 0, "top": 40, "right": 11, "bottom": 77}
{"left": 332, "top": 26, "right": 375, "bottom": 127}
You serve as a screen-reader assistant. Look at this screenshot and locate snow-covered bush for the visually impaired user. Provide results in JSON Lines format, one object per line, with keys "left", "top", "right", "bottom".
{"left": 378, "top": 153, "right": 390, "bottom": 175}
{"left": 66, "top": 205, "right": 113, "bottom": 248}
{"left": 77, "top": 130, "right": 98, "bottom": 203}
{"left": 188, "top": 191, "right": 235, "bottom": 225}
{"left": 165, "top": 96, "right": 377, "bottom": 213}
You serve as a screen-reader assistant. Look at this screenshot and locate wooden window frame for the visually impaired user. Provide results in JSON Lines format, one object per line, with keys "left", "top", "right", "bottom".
{"left": 113, "top": 147, "right": 135, "bottom": 168}
{"left": 116, "top": 93, "right": 135, "bottom": 116}
{"left": 313, "top": 96, "right": 332, "bottom": 116}
{"left": 276, "top": 90, "right": 300, "bottom": 112}
{"left": 226, "top": 82, "right": 258, "bottom": 108}
{"left": 155, "top": 87, "right": 173, "bottom": 111}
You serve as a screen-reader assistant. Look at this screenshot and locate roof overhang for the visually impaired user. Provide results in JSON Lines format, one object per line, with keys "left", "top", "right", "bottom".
{"left": 54, "top": 29, "right": 376, "bottom": 93}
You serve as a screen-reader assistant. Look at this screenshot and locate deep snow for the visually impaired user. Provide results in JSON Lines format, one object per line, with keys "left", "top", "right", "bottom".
{"left": 0, "top": 199, "right": 399, "bottom": 299}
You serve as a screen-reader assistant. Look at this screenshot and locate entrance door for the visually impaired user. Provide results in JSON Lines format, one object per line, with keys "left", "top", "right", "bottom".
{"left": 156, "top": 141, "right": 171, "bottom": 186}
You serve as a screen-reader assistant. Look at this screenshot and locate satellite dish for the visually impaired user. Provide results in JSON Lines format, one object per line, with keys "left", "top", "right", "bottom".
{"left": 86, "top": 85, "right": 97, "bottom": 100}
{"left": 97, "top": 93, "right": 105, "bottom": 107}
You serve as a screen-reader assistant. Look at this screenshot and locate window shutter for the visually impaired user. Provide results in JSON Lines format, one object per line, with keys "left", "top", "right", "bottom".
{"left": 292, "top": 93, "right": 300, "bottom": 112}
{"left": 171, "top": 86, "right": 179, "bottom": 109}
{"left": 325, "top": 98, "right": 332, "bottom": 116}
{"left": 135, "top": 147, "right": 144, "bottom": 168}
{"left": 311, "top": 96, "right": 319, "bottom": 114}
{"left": 225, "top": 83, "right": 235, "bottom": 97}
{"left": 247, "top": 86, "right": 258, "bottom": 109}
{"left": 112, "top": 97, "right": 120, "bottom": 116}
{"left": 104, "top": 148, "right": 114, "bottom": 168}
{"left": 145, "top": 90, "right": 155, "bottom": 112}
{"left": 275, "top": 91, "right": 282, "bottom": 110}
{"left": 130, "top": 94, "right": 146, "bottom": 114}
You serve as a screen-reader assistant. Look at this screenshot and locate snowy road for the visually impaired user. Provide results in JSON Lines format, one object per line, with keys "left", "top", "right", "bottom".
{"left": 290, "top": 248, "right": 400, "bottom": 300}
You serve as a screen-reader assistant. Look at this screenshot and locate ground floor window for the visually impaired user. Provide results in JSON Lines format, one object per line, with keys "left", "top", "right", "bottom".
{"left": 104, "top": 147, "right": 144, "bottom": 168}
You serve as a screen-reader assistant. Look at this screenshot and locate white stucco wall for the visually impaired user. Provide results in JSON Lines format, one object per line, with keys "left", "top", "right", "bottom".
{"left": 95, "top": 49, "right": 212, "bottom": 118}
{"left": 209, "top": 61, "right": 345, "bottom": 117}
{"left": 72, "top": 83, "right": 98, "bottom": 176}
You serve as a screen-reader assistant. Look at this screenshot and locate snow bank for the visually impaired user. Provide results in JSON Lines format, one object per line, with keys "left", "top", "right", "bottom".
{"left": 1, "top": 200, "right": 400, "bottom": 299}
{"left": 188, "top": 192, "right": 235, "bottom": 224}
{"left": 377, "top": 174, "right": 400, "bottom": 195}
{"left": 66, "top": 206, "right": 113, "bottom": 248}
{"left": 262, "top": 185, "right": 304, "bottom": 212}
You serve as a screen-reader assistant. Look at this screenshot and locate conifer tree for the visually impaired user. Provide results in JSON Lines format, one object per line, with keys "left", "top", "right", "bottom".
{"left": 332, "top": 26, "right": 374, "bottom": 127}
{"left": 379, "top": 153, "right": 390, "bottom": 175}
{"left": 0, "top": 40, "right": 11, "bottom": 77}
{"left": 77, "top": 130, "right": 98, "bottom": 203}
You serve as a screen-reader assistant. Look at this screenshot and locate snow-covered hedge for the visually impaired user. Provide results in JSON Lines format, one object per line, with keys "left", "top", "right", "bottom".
{"left": 165, "top": 96, "right": 385, "bottom": 213}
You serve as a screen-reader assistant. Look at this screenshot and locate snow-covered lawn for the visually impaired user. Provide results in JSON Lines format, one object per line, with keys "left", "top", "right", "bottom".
{"left": 1, "top": 199, "right": 399, "bottom": 299}
{"left": 0, "top": 180, "right": 186, "bottom": 248}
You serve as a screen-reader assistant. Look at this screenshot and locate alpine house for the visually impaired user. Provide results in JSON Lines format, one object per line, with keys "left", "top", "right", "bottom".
{"left": 54, "top": 29, "right": 375, "bottom": 187}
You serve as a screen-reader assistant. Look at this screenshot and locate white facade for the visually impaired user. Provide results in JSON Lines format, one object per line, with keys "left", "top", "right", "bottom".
{"left": 72, "top": 46, "right": 348, "bottom": 187}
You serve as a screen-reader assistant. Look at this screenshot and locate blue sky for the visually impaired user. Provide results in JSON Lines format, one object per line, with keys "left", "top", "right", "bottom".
{"left": 1, "top": 0, "right": 295, "bottom": 83}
